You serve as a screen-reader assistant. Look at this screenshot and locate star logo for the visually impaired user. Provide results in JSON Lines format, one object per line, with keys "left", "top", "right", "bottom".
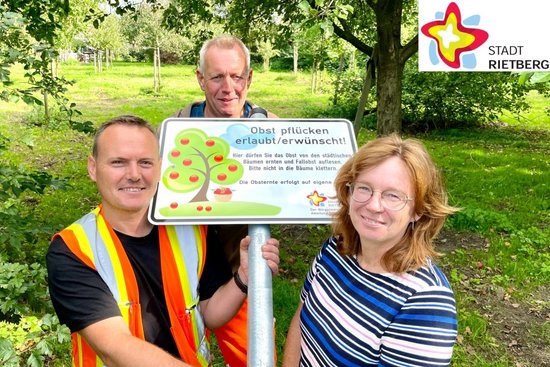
{"left": 421, "top": 2, "right": 488, "bottom": 69}
{"left": 307, "top": 191, "right": 327, "bottom": 207}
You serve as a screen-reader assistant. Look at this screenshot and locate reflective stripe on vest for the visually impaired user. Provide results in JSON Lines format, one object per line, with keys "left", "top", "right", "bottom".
{"left": 57, "top": 206, "right": 209, "bottom": 366}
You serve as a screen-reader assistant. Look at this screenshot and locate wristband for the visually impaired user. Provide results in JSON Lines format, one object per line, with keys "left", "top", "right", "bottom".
{"left": 233, "top": 271, "right": 248, "bottom": 294}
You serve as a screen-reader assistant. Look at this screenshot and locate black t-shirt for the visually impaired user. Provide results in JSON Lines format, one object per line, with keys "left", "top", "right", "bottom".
{"left": 46, "top": 225, "right": 232, "bottom": 358}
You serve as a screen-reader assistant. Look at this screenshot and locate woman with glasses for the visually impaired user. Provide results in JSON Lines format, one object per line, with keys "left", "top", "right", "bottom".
{"left": 283, "top": 133, "right": 460, "bottom": 367}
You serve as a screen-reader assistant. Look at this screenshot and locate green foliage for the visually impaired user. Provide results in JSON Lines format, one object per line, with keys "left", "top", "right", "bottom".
{"left": 1, "top": 62, "right": 549, "bottom": 366}
{"left": 0, "top": 0, "right": 69, "bottom": 44}
{"left": 0, "top": 127, "right": 72, "bottom": 363}
{"left": 256, "top": 39, "right": 280, "bottom": 72}
{"left": 448, "top": 207, "right": 514, "bottom": 234}
{"left": 119, "top": 2, "right": 218, "bottom": 65}
{"left": 0, "top": 137, "right": 58, "bottom": 261}
{"left": 0, "top": 262, "right": 50, "bottom": 321}
{"left": 307, "top": 54, "right": 542, "bottom": 134}
{"left": 24, "top": 104, "right": 76, "bottom": 130}
{"left": 0, "top": 2, "right": 91, "bottom": 134}
{"left": 85, "top": 14, "right": 127, "bottom": 55}
{"left": 0, "top": 314, "right": 71, "bottom": 367}
{"left": 401, "top": 61, "right": 545, "bottom": 130}
{"left": 518, "top": 71, "right": 550, "bottom": 86}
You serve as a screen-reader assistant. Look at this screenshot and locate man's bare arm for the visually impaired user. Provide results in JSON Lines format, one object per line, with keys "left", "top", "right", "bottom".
{"left": 79, "top": 316, "right": 193, "bottom": 367}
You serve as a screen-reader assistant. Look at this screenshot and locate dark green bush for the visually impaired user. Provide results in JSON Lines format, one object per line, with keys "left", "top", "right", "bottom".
{"left": 401, "top": 59, "right": 544, "bottom": 131}
{"left": 0, "top": 262, "right": 50, "bottom": 321}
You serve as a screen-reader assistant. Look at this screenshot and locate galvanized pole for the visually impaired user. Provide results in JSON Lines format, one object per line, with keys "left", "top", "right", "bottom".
{"left": 247, "top": 223, "right": 273, "bottom": 367}
{"left": 247, "top": 107, "right": 274, "bottom": 366}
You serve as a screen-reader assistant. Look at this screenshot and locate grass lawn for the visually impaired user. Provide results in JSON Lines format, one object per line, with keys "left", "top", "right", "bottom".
{"left": 0, "top": 61, "right": 548, "bottom": 366}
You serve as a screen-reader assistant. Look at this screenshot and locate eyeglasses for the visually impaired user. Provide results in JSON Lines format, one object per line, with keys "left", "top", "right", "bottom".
{"left": 346, "top": 182, "right": 413, "bottom": 211}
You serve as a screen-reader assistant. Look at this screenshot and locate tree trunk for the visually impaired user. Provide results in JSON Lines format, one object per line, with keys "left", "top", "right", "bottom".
{"left": 156, "top": 47, "right": 161, "bottom": 87}
{"left": 311, "top": 59, "right": 316, "bottom": 93}
{"left": 51, "top": 58, "right": 57, "bottom": 78}
{"left": 375, "top": 1, "right": 404, "bottom": 135}
{"left": 98, "top": 51, "right": 103, "bottom": 72}
{"left": 332, "top": 53, "right": 345, "bottom": 105}
{"left": 43, "top": 91, "right": 49, "bottom": 120}
{"left": 153, "top": 47, "right": 161, "bottom": 93}
{"left": 293, "top": 42, "right": 298, "bottom": 76}
{"left": 353, "top": 45, "right": 378, "bottom": 136}
{"left": 349, "top": 49, "right": 356, "bottom": 72}
{"left": 153, "top": 48, "right": 158, "bottom": 92}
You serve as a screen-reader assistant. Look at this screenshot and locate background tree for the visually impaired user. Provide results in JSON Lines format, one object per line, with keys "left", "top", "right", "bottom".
{"left": 299, "top": 24, "right": 330, "bottom": 94}
{"left": 256, "top": 39, "right": 280, "bottom": 72}
{"left": 85, "top": 14, "right": 126, "bottom": 72}
{"left": 162, "top": 0, "right": 418, "bottom": 135}
{"left": 120, "top": 3, "right": 192, "bottom": 91}
{"left": 300, "top": 0, "right": 418, "bottom": 135}
{"left": 55, "top": 0, "right": 99, "bottom": 58}
{"left": 0, "top": 0, "right": 91, "bottom": 132}
{"left": 106, "top": 0, "right": 547, "bottom": 136}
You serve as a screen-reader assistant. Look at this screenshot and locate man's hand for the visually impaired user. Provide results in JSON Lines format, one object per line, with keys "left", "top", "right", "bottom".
{"left": 237, "top": 235, "right": 280, "bottom": 284}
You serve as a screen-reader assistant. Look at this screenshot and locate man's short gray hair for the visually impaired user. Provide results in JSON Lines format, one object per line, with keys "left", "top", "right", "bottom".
{"left": 198, "top": 35, "right": 250, "bottom": 75}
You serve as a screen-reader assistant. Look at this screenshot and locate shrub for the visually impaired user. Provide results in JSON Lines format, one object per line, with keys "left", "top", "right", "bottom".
{"left": 0, "top": 262, "right": 50, "bottom": 321}
{"left": 401, "top": 58, "right": 545, "bottom": 131}
{"left": 448, "top": 207, "right": 514, "bottom": 234}
{"left": 0, "top": 314, "right": 71, "bottom": 367}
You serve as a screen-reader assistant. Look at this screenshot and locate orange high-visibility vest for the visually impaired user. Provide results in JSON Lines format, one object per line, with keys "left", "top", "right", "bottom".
{"left": 54, "top": 206, "right": 209, "bottom": 367}
{"left": 213, "top": 299, "right": 248, "bottom": 367}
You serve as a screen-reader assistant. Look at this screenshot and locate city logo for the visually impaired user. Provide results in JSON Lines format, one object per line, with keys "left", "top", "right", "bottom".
{"left": 421, "top": 2, "right": 488, "bottom": 69}
{"left": 307, "top": 190, "right": 327, "bottom": 207}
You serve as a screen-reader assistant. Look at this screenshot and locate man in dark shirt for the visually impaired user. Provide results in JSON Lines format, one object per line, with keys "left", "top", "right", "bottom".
{"left": 46, "top": 115, "right": 279, "bottom": 366}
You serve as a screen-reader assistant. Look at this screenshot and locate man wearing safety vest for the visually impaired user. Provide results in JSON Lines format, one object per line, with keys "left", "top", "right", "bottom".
{"left": 171, "top": 35, "right": 279, "bottom": 366}
{"left": 46, "top": 115, "right": 280, "bottom": 367}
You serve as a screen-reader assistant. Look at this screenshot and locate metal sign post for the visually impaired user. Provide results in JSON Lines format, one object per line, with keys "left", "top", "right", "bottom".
{"left": 247, "top": 224, "right": 273, "bottom": 367}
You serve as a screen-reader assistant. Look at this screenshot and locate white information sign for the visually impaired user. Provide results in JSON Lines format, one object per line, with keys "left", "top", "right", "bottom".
{"left": 419, "top": 0, "right": 550, "bottom": 72}
{"left": 149, "top": 118, "right": 357, "bottom": 225}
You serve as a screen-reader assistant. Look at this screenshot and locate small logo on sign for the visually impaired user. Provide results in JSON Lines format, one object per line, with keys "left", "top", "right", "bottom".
{"left": 307, "top": 191, "right": 328, "bottom": 207}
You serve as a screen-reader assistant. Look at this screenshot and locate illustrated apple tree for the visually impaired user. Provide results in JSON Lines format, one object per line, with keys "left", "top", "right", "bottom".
{"left": 162, "top": 128, "right": 244, "bottom": 202}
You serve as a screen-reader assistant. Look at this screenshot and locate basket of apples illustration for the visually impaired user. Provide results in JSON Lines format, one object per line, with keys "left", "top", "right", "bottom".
{"left": 214, "top": 187, "right": 233, "bottom": 202}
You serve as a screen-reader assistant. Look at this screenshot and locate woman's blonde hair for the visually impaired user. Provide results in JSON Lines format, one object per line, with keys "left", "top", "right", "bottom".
{"left": 332, "top": 133, "right": 460, "bottom": 272}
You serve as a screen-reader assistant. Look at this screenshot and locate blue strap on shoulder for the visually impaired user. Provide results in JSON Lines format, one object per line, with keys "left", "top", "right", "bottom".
{"left": 191, "top": 101, "right": 253, "bottom": 118}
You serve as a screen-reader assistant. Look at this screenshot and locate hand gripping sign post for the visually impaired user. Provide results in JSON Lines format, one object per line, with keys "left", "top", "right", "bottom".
{"left": 149, "top": 117, "right": 357, "bottom": 366}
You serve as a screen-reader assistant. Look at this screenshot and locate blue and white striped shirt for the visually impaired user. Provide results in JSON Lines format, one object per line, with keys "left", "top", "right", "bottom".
{"left": 299, "top": 237, "right": 457, "bottom": 366}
